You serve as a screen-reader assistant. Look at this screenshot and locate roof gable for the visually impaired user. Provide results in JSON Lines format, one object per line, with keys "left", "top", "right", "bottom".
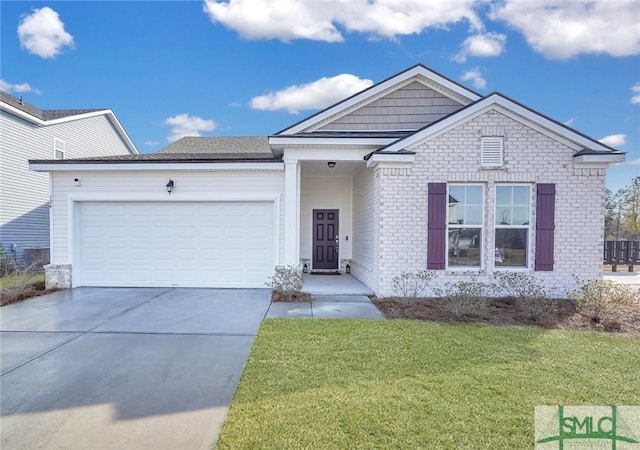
{"left": 380, "top": 92, "right": 622, "bottom": 158}
{"left": 0, "top": 90, "right": 139, "bottom": 154}
{"left": 275, "top": 64, "right": 481, "bottom": 136}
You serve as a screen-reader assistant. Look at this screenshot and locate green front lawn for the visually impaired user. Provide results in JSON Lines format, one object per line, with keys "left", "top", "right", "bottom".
{"left": 216, "top": 320, "right": 639, "bottom": 449}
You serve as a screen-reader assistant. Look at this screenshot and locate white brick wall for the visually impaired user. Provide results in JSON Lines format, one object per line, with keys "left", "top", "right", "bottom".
{"left": 375, "top": 109, "right": 606, "bottom": 297}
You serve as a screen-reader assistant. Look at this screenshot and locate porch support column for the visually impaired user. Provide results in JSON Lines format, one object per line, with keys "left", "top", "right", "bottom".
{"left": 284, "top": 158, "right": 300, "bottom": 266}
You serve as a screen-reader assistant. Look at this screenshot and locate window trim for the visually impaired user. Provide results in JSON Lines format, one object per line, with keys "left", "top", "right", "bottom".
{"left": 54, "top": 138, "right": 65, "bottom": 160}
{"left": 494, "top": 184, "right": 532, "bottom": 270}
{"left": 446, "top": 183, "right": 484, "bottom": 270}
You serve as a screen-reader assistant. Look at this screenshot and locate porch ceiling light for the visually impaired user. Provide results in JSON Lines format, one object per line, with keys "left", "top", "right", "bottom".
{"left": 327, "top": 161, "right": 336, "bottom": 168}
{"left": 166, "top": 179, "right": 175, "bottom": 195}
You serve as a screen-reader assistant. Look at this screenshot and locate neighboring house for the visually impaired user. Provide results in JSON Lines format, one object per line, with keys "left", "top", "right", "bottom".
{"left": 1, "top": 91, "right": 138, "bottom": 265}
{"left": 30, "top": 65, "right": 623, "bottom": 296}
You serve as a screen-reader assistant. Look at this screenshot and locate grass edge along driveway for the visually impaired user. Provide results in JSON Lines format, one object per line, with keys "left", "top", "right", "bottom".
{"left": 216, "top": 319, "right": 639, "bottom": 449}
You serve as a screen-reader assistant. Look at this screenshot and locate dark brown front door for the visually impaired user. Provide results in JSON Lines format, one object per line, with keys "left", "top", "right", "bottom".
{"left": 313, "top": 209, "right": 339, "bottom": 269}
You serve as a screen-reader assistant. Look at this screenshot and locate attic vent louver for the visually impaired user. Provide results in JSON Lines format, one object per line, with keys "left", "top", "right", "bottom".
{"left": 481, "top": 136, "right": 503, "bottom": 167}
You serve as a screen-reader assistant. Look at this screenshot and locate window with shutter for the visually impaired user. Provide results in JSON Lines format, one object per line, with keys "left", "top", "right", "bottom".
{"left": 481, "top": 137, "right": 503, "bottom": 167}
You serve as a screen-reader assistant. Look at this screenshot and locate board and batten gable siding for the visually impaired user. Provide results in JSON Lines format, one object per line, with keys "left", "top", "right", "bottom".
{"left": 374, "top": 108, "right": 606, "bottom": 297}
{"left": 300, "top": 175, "right": 353, "bottom": 265}
{"left": 0, "top": 111, "right": 133, "bottom": 263}
{"left": 49, "top": 170, "right": 286, "bottom": 266}
{"left": 351, "top": 166, "right": 378, "bottom": 291}
{"left": 317, "top": 81, "right": 464, "bottom": 131}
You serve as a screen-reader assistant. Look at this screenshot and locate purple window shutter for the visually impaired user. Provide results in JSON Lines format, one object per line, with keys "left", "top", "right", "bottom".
{"left": 535, "top": 183, "right": 556, "bottom": 271}
{"left": 427, "top": 183, "right": 447, "bottom": 270}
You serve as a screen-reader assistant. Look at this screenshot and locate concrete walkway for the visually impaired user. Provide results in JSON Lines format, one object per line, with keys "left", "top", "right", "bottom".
{"left": 302, "top": 274, "right": 374, "bottom": 295}
{"left": 266, "top": 294, "right": 384, "bottom": 319}
{"left": 0, "top": 287, "right": 271, "bottom": 450}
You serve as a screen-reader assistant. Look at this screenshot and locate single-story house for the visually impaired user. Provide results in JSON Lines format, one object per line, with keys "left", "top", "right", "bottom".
{"left": 0, "top": 90, "right": 138, "bottom": 265}
{"left": 30, "top": 64, "right": 624, "bottom": 296}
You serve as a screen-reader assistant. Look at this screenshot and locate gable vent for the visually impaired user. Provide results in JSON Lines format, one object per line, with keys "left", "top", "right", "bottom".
{"left": 481, "top": 137, "right": 503, "bottom": 167}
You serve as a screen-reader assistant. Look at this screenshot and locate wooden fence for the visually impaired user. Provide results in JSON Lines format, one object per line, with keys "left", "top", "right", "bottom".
{"left": 603, "top": 241, "right": 640, "bottom": 271}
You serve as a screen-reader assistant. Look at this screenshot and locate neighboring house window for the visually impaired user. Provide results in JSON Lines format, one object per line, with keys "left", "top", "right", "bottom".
{"left": 481, "top": 137, "right": 503, "bottom": 167}
{"left": 495, "top": 185, "right": 531, "bottom": 268}
{"left": 54, "top": 138, "right": 65, "bottom": 160}
{"left": 447, "top": 184, "right": 483, "bottom": 268}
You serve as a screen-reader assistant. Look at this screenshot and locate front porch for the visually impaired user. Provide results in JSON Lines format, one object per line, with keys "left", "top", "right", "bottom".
{"left": 302, "top": 273, "right": 374, "bottom": 295}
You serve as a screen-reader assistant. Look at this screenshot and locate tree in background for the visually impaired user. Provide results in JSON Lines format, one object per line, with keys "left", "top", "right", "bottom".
{"left": 606, "top": 176, "right": 640, "bottom": 241}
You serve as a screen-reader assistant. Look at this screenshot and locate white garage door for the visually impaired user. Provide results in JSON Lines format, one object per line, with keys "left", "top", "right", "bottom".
{"left": 76, "top": 201, "right": 275, "bottom": 288}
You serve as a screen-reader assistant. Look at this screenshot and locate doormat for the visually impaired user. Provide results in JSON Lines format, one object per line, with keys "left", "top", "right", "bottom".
{"left": 310, "top": 271, "right": 341, "bottom": 275}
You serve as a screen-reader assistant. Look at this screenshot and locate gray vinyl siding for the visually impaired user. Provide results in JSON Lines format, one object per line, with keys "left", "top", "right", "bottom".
{"left": 318, "top": 81, "right": 464, "bottom": 131}
{"left": 0, "top": 111, "right": 133, "bottom": 264}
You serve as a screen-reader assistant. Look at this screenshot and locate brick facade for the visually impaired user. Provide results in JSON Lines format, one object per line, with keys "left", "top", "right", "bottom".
{"left": 374, "top": 109, "right": 605, "bottom": 297}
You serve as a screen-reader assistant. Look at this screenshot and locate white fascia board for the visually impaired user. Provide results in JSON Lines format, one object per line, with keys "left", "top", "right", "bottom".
{"left": 269, "top": 136, "right": 396, "bottom": 148}
{"left": 1, "top": 103, "right": 139, "bottom": 155}
{"left": 277, "top": 65, "right": 480, "bottom": 135}
{"left": 383, "top": 94, "right": 615, "bottom": 154}
{"left": 574, "top": 154, "right": 625, "bottom": 165}
{"left": 366, "top": 153, "right": 415, "bottom": 168}
{"left": 29, "top": 162, "right": 285, "bottom": 172}
{"left": 283, "top": 147, "right": 371, "bottom": 161}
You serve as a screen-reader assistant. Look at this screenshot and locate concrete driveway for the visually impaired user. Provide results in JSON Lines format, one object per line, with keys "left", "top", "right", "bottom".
{"left": 0, "top": 287, "right": 271, "bottom": 450}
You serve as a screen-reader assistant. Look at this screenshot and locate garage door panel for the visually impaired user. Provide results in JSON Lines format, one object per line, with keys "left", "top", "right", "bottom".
{"left": 76, "top": 201, "right": 275, "bottom": 288}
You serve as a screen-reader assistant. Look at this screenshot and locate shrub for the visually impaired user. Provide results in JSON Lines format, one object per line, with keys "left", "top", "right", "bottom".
{"left": 434, "top": 273, "right": 493, "bottom": 318}
{"left": 570, "top": 279, "right": 636, "bottom": 324}
{"left": 265, "top": 265, "right": 304, "bottom": 301}
{"left": 493, "top": 272, "right": 556, "bottom": 321}
{"left": 0, "top": 245, "right": 17, "bottom": 277}
{"left": 391, "top": 270, "right": 435, "bottom": 300}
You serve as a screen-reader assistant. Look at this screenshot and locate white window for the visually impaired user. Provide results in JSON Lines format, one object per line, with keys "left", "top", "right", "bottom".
{"left": 447, "top": 184, "right": 483, "bottom": 268}
{"left": 495, "top": 185, "right": 531, "bottom": 268}
{"left": 54, "top": 138, "right": 65, "bottom": 160}
{"left": 481, "top": 137, "right": 503, "bottom": 167}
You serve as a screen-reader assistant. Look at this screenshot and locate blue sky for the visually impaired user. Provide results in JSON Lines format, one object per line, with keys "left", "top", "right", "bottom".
{"left": 2, "top": 0, "right": 639, "bottom": 191}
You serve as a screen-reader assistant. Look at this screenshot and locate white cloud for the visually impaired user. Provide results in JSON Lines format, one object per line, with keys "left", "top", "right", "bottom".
{"left": 17, "top": 7, "right": 74, "bottom": 58}
{"left": 250, "top": 74, "right": 373, "bottom": 114}
{"left": 599, "top": 134, "right": 626, "bottom": 148}
{"left": 163, "top": 114, "right": 217, "bottom": 142}
{"left": 453, "top": 32, "right": 506, "bottom": 63}
{"left": 203, "top": 0, "right": 481, "bottom": 42}
{"left": 631, "top": 83, "right": 640, "bottom": 105}
{"left": 144, "top": 140, "right": 160, "bottom": 147}
{"left": 629, "top": 158, "right": 640, "bottom": 165}
{"left": 0, "top": 79, "right": 41, "bottom": 94}
{"left": 490, "top": 0, "right": 640, "bottom": 59}
{"left": 460, "top": 68, "right": 486, "bottom": 89}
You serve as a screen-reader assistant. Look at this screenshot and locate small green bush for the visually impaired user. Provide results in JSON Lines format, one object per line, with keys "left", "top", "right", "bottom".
{"left": 570, "top": 278, "right": 636, "bottom": 324}
{"left": 265, "top": 265, "right": 304, "bottom": 300}
{"left": 391, "top": 270, "right": 435, "bottom": 300}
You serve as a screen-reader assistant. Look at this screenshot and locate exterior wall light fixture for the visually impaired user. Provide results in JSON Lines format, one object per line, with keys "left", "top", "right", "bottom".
{"left": 327, "top": 162, "right": 336, "bottom": 168}
{"left": 166, "top": 179, "right": 175, "bottom": 194}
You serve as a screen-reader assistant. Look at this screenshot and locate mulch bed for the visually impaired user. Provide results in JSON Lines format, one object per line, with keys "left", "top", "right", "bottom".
{"left": 0, "top": 281, "right": 60, "bottom": 307}
{"left": 372, "top": 297, "right": 640, "bottom": 336}
{"left": 271, "top": 290, "right": 313, "bottom": 302}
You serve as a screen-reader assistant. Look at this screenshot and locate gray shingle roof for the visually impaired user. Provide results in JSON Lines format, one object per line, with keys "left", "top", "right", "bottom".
{"left": 1, "top": 90, "right": 105, "bottom": 121}
{"left": 159, "top": 136, "right": 272, "bottom": 154}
